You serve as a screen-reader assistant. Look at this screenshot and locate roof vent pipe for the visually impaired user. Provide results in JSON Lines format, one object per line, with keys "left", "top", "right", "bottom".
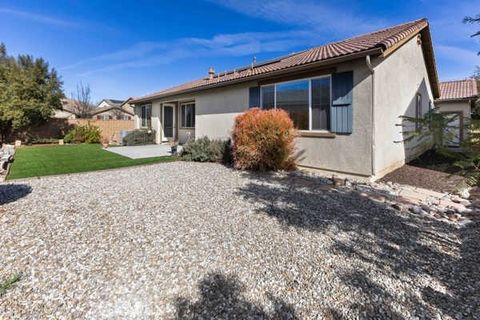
{"left": 208, "top": 67, "right": 215, "bottom": 80}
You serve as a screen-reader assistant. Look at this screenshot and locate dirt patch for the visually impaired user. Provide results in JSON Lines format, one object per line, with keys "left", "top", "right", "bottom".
{"left": 381, "top": 165, "right": 464, "bottom": 194}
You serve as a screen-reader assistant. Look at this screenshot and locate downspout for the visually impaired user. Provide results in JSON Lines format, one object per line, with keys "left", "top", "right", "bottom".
{"left": 365, "top": 55, "right": 376, "bottom": 179}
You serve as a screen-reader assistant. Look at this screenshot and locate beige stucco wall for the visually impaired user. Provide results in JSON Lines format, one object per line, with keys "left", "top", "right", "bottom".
{"left": 195, "top": 82, "right": 254, "bottom": 140}
{"left": 373, "top": 36, "right": 435, "bottom": 178}
{"left": 436, "top": 100, "right": 472, "bottom": 118}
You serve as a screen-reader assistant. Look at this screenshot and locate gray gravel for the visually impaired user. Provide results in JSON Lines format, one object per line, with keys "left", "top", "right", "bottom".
{"left": 0, "top": 162, "right": 478, "bottom": 319}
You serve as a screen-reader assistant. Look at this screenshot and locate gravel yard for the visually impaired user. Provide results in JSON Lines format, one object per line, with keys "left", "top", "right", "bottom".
{"left": 0, "top": 162, "right": 479, "bottom": 319}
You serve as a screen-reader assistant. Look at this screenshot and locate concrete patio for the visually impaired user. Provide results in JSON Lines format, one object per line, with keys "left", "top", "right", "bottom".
{"left": 106, "top": 144, "right": 175, "bottom": 159}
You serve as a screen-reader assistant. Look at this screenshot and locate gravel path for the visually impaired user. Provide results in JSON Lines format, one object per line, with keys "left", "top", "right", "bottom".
{"left": 0, "top": 162, "right": 478, "bottom": 319}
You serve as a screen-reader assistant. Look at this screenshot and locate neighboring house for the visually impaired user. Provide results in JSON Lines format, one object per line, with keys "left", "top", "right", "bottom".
{"left": 52, "top": 98, "right": 79, "bottom": 119}
{"left": 436, "top": 79, "right": 479, "bottom": 147}
{"left": 93, "top": 98, "right": 134, "bottom": 120}
{"left": 131, "top": 18, "right": 439, "bottom": 180}
{"left": 96, "top": 99, "right": 126, "bottom": 110}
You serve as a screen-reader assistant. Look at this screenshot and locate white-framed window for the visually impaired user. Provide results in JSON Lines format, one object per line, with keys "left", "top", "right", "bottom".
{"left": 260, "top": 75, "right": 332, "bottom": 131}
{"left": 140, "top": 104, "right": 152, "bottom": 128}
{"left": 181, "top": 102, "right": 195, "bottom": 128}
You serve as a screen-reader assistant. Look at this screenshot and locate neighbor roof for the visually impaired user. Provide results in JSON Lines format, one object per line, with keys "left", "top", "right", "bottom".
{"left": 104, "top": 99, "right": 124, "bottom": 106}
{"left": 437, "top": 79, "right": 479, "bottom": 101}
{"left": 60, "top": 98, "right": 78, "bottom": 114}
{"left": 132, "top": 18, "right": 439, "bottom": 104}
{"left": 92, "top": 98, "right": 134, "bottom": 116}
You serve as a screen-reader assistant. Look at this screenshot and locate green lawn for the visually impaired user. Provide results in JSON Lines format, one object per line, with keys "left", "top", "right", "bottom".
{"left": 7, "top": 144, "right": 176, "bottom": 180}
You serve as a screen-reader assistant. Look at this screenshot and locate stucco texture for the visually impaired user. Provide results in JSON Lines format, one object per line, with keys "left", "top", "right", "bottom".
{"left": 373, "top": 36, "right": 435, "bottom": 178}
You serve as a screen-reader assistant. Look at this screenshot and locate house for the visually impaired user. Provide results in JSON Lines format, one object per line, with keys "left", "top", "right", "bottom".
{"left": 92, "top": 98, "right": 134, "bottom": 120}
{"left": 436, "top": 79, "right": 479, "bottom": 146}
{"left": 52, "top": 98, "right": 79, "bottom": 119}
{"left": 131, "top": 18, "right": 439, "bottom": 180}
{"left": 96, "top": 99, "right": 125, "bottom": 109}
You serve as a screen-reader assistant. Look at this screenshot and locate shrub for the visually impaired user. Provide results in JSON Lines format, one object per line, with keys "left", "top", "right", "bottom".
{"left": 122, "top": 129, "right": 156, "bottom": 146}
{"left": 64, "top": 122, "right": 101, "bottom": 144}
{"left": 181, "top": 137, "right": 232, "bottom": 163}
{"left": 232, "top": 108, "right": 297, "bottom": 171}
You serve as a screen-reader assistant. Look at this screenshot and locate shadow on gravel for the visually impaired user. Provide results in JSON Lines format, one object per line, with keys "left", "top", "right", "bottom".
{"left": 175, "top": 273, "right": 297, "bottom": 320}
{"left": 236, "top": 171, "right": 480, "bottom": 319}
{"left": 0, "top": 184, "right": 32, "bottom": 205}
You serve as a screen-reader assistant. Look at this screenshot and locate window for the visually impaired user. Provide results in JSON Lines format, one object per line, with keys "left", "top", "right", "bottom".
{"left": 96, "top": 115, "right": 101, "bottom": 120}
{"left": 181, "top": 103, "right": 195, "bottom": 128}
{"left": 276, "top": 80, "right": 309, "bottom": 130}
{"left": 415, "top": 93, "right": 422, "bottom": 130}
{"left": 311, "top": 78, "right": 331, "bottom": 130}
{"left": 141, "top": 105, "right": 152, "bottom": 128}
{"left": 261, "top": 85, "right": 275, "bottom": 110}
{"left": 261, "top": 76, "right": 331, "bottom": 131}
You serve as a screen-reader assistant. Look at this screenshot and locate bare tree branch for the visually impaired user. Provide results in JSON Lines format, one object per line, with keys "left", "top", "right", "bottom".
{"left": 464, "top": 14, "right": 480, "bottom": 54}
{"left": 71, "top": 82, "right": 94, "bottom": 118}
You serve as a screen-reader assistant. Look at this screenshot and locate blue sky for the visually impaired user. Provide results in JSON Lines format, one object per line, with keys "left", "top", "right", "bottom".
{"left": 0, "top": 0, "right": 478, "bottom": 102}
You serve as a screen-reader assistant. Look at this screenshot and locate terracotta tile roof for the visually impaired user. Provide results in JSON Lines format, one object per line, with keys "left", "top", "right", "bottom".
{"left": 133, "top": 18, "right": 435, "bottom": 103}
{"left": 438, "top": 79, "right": 479, "bottom": 101}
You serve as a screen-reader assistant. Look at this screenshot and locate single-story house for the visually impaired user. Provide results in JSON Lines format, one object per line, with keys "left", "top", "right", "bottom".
{"left": 93, "top": 98, "right": 134, "bottom": 120}
{"left": 436, "top": 79, "right": 479, "bottom": 147}
{"left": 131, "top": 18, "right": 440, "bottom": 180}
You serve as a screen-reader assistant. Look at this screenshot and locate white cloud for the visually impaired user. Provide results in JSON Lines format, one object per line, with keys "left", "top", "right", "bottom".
{"left": 208, "top": 0, "right": 385, "bottom": 37}
{"left": 63, "top": 30, "right": 315, "bottom": 76}
{"left": 0, "top": 7, "right": 77, "bottom": 27}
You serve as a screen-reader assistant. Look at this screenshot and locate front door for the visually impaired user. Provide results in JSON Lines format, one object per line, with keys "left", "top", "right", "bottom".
{"left": 163, "top": 105, "right": 175, "bottom": 142}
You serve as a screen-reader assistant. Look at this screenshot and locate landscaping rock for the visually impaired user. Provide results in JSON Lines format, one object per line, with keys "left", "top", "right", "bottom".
{"left": 0, "top": 162, "right": 478, "bottom": 319}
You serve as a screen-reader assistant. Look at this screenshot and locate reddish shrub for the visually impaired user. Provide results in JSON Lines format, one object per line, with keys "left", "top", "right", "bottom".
{"left": 232, "top": 108, "right": 297, "bottom": 171}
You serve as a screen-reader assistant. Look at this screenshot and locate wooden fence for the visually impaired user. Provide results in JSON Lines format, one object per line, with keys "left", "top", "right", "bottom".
{"left": 67, "top": 119, "right": 135, "bottom": 142}
{"left": 10, "top": 118, "right": 135, "bottom": 144}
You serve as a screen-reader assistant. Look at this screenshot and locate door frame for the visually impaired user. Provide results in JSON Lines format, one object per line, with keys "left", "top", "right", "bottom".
{"left": 162, "top": 103, "right": 176, "bottom": 142}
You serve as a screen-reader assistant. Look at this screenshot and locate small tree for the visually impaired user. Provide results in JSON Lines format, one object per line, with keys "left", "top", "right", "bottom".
{"left": 71, "top": 82, "right": 94, "bottom": 118}
{"left": 232, "top": 108, "right": 297, "bottom": 171}
{"left": 399, "top": 108, "right": 458, "bottom": 156}
{"left": 454, "top": 119, "right": 480, "bottom": 187}
{"left": 0, "top": 43, "right": 63, "bottom": 143}
{"left": 400, "top": 108, "right": 480, "bottom": 188}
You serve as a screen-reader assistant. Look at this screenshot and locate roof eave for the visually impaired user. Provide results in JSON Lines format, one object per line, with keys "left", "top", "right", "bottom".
{"left": 435, "top": 96, "right": 479, "bottom": 103}
{"left": 131, "top": 47, "right": 383, "bottom": 104}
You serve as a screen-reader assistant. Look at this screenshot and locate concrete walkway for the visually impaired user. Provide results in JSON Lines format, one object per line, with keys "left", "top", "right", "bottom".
{"left": 106, "top": 144, "right": 173, "bottom": 159}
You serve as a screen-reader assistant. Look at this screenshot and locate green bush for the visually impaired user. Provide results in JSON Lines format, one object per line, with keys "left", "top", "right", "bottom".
{"left": 123, "top": 129, "right": 156, "bottom": 146}
{"left": 181, "top": 137, "right": 232, "bottom": 163}
{"left": 64, "top": 123, "right": 101, "bottom": 144}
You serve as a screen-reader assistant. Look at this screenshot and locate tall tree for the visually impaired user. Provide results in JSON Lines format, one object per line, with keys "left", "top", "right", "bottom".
{"left": 0, "top": 43, "right": 64, "bottom": 142}
{"left": 71, "top": 82, "right": 94, "bottom": 118}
